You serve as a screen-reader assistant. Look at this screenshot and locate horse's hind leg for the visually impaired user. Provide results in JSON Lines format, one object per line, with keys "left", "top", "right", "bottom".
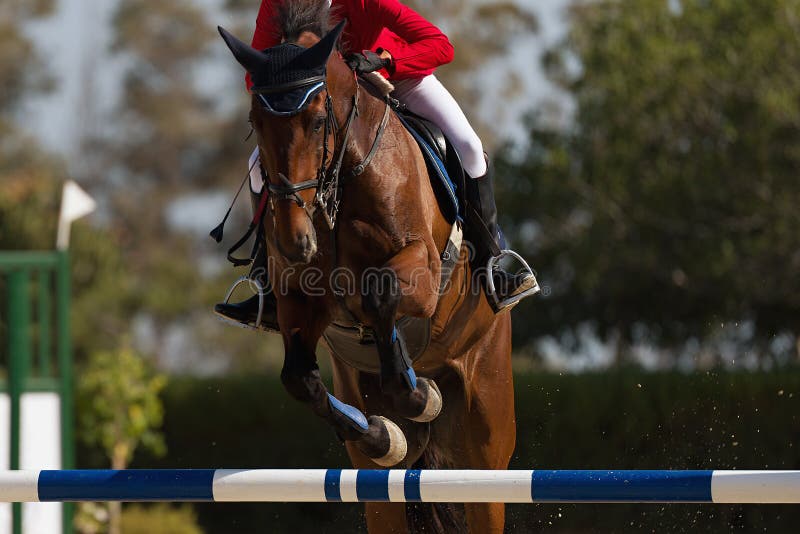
{"left": 278, "top": 293, "right": 406, "bottom": 466}
{"left": 362, "top": 263, "right": 441, "bottom": 423}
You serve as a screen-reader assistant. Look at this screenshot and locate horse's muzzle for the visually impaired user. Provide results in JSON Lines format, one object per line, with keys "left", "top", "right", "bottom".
{"left": 279, "top": 227, "right": 317, "bottom": 265}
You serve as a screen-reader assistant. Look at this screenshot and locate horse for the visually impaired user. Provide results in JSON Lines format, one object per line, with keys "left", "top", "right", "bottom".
{"left": 219, "top": 3, "right": 515, "bottom": 532}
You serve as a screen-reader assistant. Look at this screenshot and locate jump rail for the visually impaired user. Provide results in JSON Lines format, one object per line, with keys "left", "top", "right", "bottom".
{"left": 1, "top": 469, "right": 799, "bottom": 504}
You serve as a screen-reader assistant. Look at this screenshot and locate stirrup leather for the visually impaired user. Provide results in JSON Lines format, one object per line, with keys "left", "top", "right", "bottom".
{"left": 486, "top": 250, "right": 540, "bottom": 311}
{"left": 218, "top": 276, "right": 268, "bottom": 331}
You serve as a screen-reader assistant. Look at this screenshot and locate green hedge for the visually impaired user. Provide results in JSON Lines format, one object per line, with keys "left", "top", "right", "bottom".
{"left": 79, "top": 370, "right": 800, "bottom": 532}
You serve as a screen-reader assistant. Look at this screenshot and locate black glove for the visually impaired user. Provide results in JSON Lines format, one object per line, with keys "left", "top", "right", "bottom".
{"left": 345, "top": 50, "right": 391, "bottom": 75}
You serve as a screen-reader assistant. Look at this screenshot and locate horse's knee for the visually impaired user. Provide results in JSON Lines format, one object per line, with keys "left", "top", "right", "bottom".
{"left": 280, "top": 331, "right": 326, "bottom": 404}
{"left": 362, "top": 268, "right": 402, "bottom": 325}
{"left": 399, "top": 290, "right": 438, "bottom": 318}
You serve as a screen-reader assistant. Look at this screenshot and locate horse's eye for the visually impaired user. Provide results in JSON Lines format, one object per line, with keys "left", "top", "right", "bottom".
{"left": 313, "top": 116, "right": 325, "bottom": 134}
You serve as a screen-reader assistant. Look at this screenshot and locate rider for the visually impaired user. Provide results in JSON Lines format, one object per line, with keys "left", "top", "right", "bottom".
{"left": 215, "top": 0, "right": 537, "bottom": 328}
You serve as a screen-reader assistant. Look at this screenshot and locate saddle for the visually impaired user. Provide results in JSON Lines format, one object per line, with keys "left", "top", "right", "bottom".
{"left": 395, "top": 110, "right": 466, "bottom": 224}
{"left": 322, "top": 109, "right": 466, "bottom": 373}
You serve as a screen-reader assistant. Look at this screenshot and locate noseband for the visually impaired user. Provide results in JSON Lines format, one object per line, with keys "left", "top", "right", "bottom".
{"left": 254, "top": 74, "right": 391, "bottom": 229}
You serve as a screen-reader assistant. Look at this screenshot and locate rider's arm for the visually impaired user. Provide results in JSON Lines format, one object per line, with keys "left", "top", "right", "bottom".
{"left": 368, "top": 0, "right": 454, "bottom": 78}
{"left": 252, "top": 0, "right": 282, "bottom": 51}
{"left": 245, "top": 0, "right": 282, "bottom": 90}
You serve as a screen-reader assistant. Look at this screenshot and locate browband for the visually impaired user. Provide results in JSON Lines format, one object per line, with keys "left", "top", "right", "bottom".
{"left": 250, "top": 75, "right": 327, "bottom": 95}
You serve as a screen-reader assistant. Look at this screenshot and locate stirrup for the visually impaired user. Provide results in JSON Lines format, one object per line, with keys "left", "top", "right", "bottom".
{"left": 485, "top": 250, "right": 540, "bottom": 312}
{"left": 218, "top": 276, "right": 266, "bottom": 331}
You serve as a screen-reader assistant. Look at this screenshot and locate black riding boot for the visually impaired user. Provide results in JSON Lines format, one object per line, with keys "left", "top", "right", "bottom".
{"left": 466, "top": 158, "right": 539, "bottom": 311}
{"left": 213, "top": 187, "right": 280, "bottom": 331}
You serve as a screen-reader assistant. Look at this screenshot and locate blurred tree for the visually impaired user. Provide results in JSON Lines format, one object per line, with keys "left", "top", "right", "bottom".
{"left": 0, "top": 1, "right": 141, "bottom": 363}
{"left": 85, "top": 0, "right": 282, "bottom": 370}
{"left": 0, "top": 0, "right": 54, "bottom": 168}
{"left": 108, "top": 0, "right": 218, "bottom": 192}
{"left": 120, "top": 504, "right": 203, "bottom": 534}
{"left": 405, "top": 0, "right": 539, "bottom": 148}
{"left": 497, "top": 0, "right": 800, "bottom": 364}
{"left": 86, "top": 0, "right": 211, "bottom": 311}
{"left": 0, "top": 0, "right": 53, "bottom": 118}
{"left": 77, "top": 344, "right": 167, "bottom": 534}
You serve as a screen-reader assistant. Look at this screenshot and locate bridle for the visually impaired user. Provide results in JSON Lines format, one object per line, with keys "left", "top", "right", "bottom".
{"left": 253, "top": 71, "right": 391, "bottom": 230}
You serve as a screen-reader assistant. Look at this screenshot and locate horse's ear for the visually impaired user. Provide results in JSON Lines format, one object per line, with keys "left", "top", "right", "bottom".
{"left": 218, "top": 26, "right": 266, "bottom": 73}
{"left": 299, "top": 20, "right": 346, "bottom": 68}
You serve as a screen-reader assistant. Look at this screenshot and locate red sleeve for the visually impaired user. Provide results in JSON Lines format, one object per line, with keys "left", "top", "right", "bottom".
{"left": 245, "top": 1, "right": 283, "bottom": 90}
{"left": 368, "top": 0, "right": 454, "bottom": 78}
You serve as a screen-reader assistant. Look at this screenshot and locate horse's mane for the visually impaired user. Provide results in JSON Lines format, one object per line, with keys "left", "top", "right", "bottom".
{"left": 274, "top": 0, "right": 332, "bottom": 42}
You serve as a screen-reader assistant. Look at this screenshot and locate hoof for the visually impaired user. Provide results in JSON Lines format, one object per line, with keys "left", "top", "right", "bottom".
{"left": 408, "top": 378, "right": 442, "bottom": 423}
{"left": 357, "top": 416, "right": 407, "bottom": 467}
{"left": 372, "top": 416, "right": 407, "bottom": 466}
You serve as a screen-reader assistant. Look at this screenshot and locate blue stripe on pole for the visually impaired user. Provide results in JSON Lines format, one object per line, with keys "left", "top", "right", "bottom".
{"left": 356, "top": 470, "right": 390, "bottom": 501}
{"left": 324, "top": 469, "right": 341, "bottom": 502}
{"left": 404, "top": 469, "right": 421, "bottom": 502}
{"left": 532, "top": 470, "right": 713, "bottom": 502}
{"left": 38, "top": 470, "right": 215, "bottom": 502}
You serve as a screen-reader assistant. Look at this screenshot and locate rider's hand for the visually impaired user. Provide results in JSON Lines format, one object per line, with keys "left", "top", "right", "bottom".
{"left": 345, "top": 50, "right": 392, "bottom": 74}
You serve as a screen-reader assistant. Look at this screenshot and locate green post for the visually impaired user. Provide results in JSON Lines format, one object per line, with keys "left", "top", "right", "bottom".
{"left": 1, "top": 250, "right": 74, "bottom": 533}
{"left": 38, "top": 268, "right": 52, "bottom": 377}
{"left": 57, "top": 251, "right": 74, "bottom": 534}
{"left": 8, "top": 269, "right": 31, "bottom": 534}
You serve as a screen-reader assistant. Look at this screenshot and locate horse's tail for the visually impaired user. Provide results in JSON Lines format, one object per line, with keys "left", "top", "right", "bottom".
{"left": 405, "top": 440, "right": 467, "bottom": 534}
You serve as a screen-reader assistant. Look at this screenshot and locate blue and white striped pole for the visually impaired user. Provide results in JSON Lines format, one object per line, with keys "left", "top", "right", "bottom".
{"left": 1, "top": 470, "right": 799, "bottom": 503}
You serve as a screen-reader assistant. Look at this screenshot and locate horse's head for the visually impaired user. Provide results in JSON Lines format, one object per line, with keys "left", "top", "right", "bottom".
{"left": 219, "top": 20, "right": 350, "bottom": 265}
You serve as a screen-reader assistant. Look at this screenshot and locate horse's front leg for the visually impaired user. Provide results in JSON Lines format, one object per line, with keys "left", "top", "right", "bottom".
{"left": 277, "top": 292, "right": 407, "bottom": 466}
{"left": 362, "top": 242, "right": 442, "bottom": 423}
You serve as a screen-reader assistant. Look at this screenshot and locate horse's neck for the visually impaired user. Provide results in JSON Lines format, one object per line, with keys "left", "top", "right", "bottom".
{"left": 346, "top": 84, "right": 388, "bottom": 161}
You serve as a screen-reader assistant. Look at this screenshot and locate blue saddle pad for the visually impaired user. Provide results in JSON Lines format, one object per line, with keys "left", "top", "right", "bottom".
{"left": 396, "top": 114, "right": 461, "bottom": 224}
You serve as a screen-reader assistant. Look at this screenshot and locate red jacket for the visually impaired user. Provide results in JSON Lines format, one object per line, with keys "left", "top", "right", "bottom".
{"left": 247, "top": 0, "right": 454, "bottom": 87}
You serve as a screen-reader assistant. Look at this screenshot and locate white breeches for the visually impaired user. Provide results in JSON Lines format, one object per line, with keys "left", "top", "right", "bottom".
{"left": 248, "top": 74, "right": 487, "bottom": 194}
{"left": 391, "top": 74, "right": 487, "bottom": 178}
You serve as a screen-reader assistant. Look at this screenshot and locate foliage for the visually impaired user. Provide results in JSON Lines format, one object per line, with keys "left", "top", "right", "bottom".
{"left": 77, "top": 344, "right": 167, "bottom": 469}
{"left": 0, "top": 0, "right": 54, "bottom": 118}
{"left": 76, "top": 0, "right": 280, "bottom": 371}
{"left": 497, "top": 0, "right": 800, "bottom": 358}
{"left": 74, "top": 502, "right": 109, "bottom": 534}
{"left": 75, "top": 502, "right": 203, "bottom": 534}
{"left": 76, "top": 344, "right": 168, "bottom": 534}
{"left": 120, "top": 504, "right": 204, "bottom": 534}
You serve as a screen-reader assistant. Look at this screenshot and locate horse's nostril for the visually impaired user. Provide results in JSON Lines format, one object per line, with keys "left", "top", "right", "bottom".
{"left": 295, "top": 232, "right": 316, "bottom": 256}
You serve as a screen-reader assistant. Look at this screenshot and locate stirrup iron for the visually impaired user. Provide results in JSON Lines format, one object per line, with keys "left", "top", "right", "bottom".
{"left": 485, "top": 250, "right": 540, "bottom": 311}
{"left": 218, "top": 276, "right": 266, "bottom": 331}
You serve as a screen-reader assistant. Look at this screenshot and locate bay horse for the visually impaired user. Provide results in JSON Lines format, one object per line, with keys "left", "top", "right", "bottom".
{"left": 219, "top": 4, "right": 515, "bottom": 532}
